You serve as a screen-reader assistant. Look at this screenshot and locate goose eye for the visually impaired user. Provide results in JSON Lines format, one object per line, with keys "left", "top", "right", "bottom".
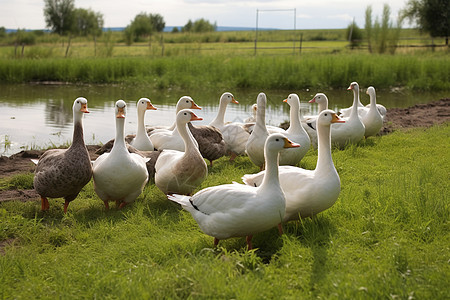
{"left": 324, "top": 113, "right": 328, "bottom": 116}
{"left": 275, "top": 138, "right": 279, "bottom": 142}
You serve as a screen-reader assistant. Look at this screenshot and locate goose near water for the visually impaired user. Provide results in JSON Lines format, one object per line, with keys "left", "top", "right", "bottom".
{"left": 92, "top": 100, "right": 149, "bottom": 209}
{"left": 33, "top": 97, "right": 92, "bottom": 213}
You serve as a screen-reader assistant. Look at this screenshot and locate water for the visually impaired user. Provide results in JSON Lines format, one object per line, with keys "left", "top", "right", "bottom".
{"left": 0, "top": 83, "right": 446, "bottom": 156}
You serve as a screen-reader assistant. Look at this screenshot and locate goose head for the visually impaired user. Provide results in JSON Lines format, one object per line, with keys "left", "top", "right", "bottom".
{"left": 309, "top": 93, "right": 328, "bottom": 105}
{"left": 266, "top": 133, "right": 300, "bottom": 152}
{"left": 251, "top": 103, "right": 257, "bottom": 113}
{"left": 176, "top": 96, "right": 201, "bottom": 113}
{"left": 318, "top": 109, "right": 345, "bottom": 126}
{"left": 137, "top": 97, "right": 157, "bottom": 113}
{"left": 366, "top": 86, "right": 375, "bottom": 97}
{"left": 220, "top": 92, "right": 238, "bottom": 105}
{"left": 115, "top": 100, "right": 127, "bottom": 119}
{"left": 347, "top": 81, "right": 359, "bottom": 91}
{"left": 73, "top": 97, "right": 90, "bottom": 114}
{"left": 176, "top": 109, "right": 203, "bottom": 126}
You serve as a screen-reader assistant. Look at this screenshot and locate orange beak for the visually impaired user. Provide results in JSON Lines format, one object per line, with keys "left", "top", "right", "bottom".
{"left": 347, "top": 85, "right": 353, "bottom": 90}
{"left": 308, "top": 98, "right": 316, "bottom": 103}
{"left": 283, "top": 99, "right": 288, "bottom": 103}
{"left": 116, "top": 107, "right": 125, "bottom": 118}
{"left": 284, "top": 138, "right": 300, "bottom": 148}
{"left": 191, "top": 102, "right": 202, "bottom": 110}
{"left": 80, "top": 104, "right": 90, "bottom": 113}
{"left": 147, "top": 102, "right": 157, "bottom": 110}
{"left": 232, "top": 97, "right": 239, "bottom": 104}
{"left": 190, "top": 112, "right": 203, "bottom": 121}
{"left": 331, "top": 113, "right": 345, "bottom": 123}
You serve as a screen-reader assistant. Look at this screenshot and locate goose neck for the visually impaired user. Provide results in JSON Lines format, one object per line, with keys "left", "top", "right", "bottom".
{"left": 69, "top": 112, "right": 86, "bottom": 150}
{"left": 350, "top": 89, "right": 360, "bottom": 117}
{"left": 259, "top": 148, "right": 280, "bottom": 190}
{"left": 136, "top": 109, "right": 147, "bottom": 138}
{"left": 178, "top": 122, "right": 197, "bottom": 153}
{"left": 111, "top": 117, "right": 127, "bottom": 154}
{"left": 288, "top": 103, "right": 302, "bottom": 133}
{"left": 210, "top": 101, "right": 227, "bottom": 127}
{"left": 316, "top": 124, "right": 334, "bottom": 173}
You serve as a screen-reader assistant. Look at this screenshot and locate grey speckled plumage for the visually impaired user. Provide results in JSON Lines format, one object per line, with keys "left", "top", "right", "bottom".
{"left": 33, "top": 97, "right": 92, "bottom": 213}
{"left": 188, "top": 122, "right": 226, "bottom": 166}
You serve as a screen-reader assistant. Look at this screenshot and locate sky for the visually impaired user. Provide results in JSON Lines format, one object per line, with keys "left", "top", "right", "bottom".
{"left": 1, "top": 0, "right": 410, "bottom": 30}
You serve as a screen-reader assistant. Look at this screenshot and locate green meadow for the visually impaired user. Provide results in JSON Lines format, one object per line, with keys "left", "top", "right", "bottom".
{"left": 0, "top": 125, "right": 449, "bottom": 299}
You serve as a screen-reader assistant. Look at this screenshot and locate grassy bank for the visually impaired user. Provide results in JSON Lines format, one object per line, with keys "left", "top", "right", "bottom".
{"left": 0, "top": 125, "right": 449, "bottom": 298}
{"left": 0, "top": 52, "right": 449, "bottom": 91}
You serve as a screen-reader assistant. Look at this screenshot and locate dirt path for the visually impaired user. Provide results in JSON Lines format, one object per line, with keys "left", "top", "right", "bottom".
{"left": 0, "top": 98, "right": 448, "bottom": 202}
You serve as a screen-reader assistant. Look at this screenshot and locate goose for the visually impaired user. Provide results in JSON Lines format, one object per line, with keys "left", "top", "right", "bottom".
{"left": 364, "top": 86, "right": 386, "bottom": 120}
{"left": 95, "top": 98, "right": 157, "bottom": 155}
{"left": 245, "top": 92, "right": 270, "bottom": 170}
{"left": 330, "top": 82, "right": 366, "bottom": 148}
{"left": 303, "top": 93, "right": 330, "bottom": 148}
{"left": 242, "top": 110, "right": 343, "bottom": 221}
{"left": 168, "top": 133, "right": 300, "bottom": 250}
{"left": 209, "top": 92, "right": 250, "bottom": 160}
{"left": 33, "top": 97, "right": 92, "bottom": 213}
{"left": 338, "top": 82, "right": 364, "bottom": 118}
{"left": 187, "top": 122, "right": 226, "bottom": 167}
{"left": 93, "top": 100, "right": 149, "bottom": 209}
{"left": 244, "top": 103, "right": 258, "bottom": 123}
{"left": 278, "top": 93, "right": 311, "bottom": 166}
{"left": 152, "top": 109, "right": 208, "bottom": 195}
{"left": 362, "top": 86, "right": 383, "bottom": 137}
{"left": 147, "top": 96, "right": 201, "bottom": 134}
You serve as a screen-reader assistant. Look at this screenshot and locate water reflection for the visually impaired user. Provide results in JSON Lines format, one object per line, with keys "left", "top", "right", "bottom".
{"left": 0, "top": 83, "right": 447, "bottom": 156}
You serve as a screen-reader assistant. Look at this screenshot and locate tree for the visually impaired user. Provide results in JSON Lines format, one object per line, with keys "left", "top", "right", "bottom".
{"left": 402, "top": 0, "right": 449, "bottom": 45}
{"left": 43, "top": 0, "right": 75, "bottom": 35}
{"left": 346, "top": 20, "right": 363, "bottom": 49}
{"left": 365, "top": 4, "right": 402, "bottom": 54}
{"left": 182, "top": 19, "right": 216, "bottom": 33}
{"left": 72, "top": 8, "right": 103, "bottom": 38}
{"left": 124, "top": 12, "right": 165, "bottom": 44}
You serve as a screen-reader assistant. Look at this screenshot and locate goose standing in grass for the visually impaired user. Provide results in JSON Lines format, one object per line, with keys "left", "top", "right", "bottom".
{"left": 95, "top": 98, "right": 157, "bottom": 155}
{"left": 362, "top": 86, "right": 383, "bottom": 137}
{"left": 242, "top": 110, "right": 343, "bottom": 221}
{"left": 246, "top": 92, "right": 270, "bottom": 170}
{"left": 93, "top": 100, "right": 149, "bottom": 209}
{"left": 330, "top": 82, "right": 365, "bottom": 148}
{"left": 278, "top": 93, "right": 311, "bottom": 166}
{"left": 303, "top": 93, "right": 330, "bottom": 148}
{"left": 33, "top": 97, "right": 92, "bottom": 213}
{"left": 209, "top": 92, "right": 250, "bottom": 160}
{"left": 152, "top": 109, "right": 208, "bottom": 195}
{"left": 168, "top": 133, "right": 300, "bottom": 250}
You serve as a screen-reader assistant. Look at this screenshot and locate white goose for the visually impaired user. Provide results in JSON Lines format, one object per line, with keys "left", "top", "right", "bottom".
{"left": 242, "top": 110, "right": 343, "bottom": 221}
{"left": 33, "top": 97, "right": 92, "bottom": 213}
{"left": 245, "top": 92, "right": 270, "bottom": 170}
{"left": 93, "top": 100, "right": 149, "bottom": 209}
{"left": 244, "top": 103, "right": 258, "bottom": 123}
{"left": 330, "top": 82, "right": 365, "bottom": 148}
{"left": 362, "top": 86, "right": 383, "bottom": 137}
{"left": 153, "top": 109, "right": 208, "bottom": 195}
{"left": 168, "top": 133, "right": 300, "bottom": 249}
{"left": 303, "top": 93, "right": 330, "bottom": 148}
{"left": 338, "top": 82, "right": 364, "bottom": 118}
{"left": 209, "top": 92, "right": 250, "bottom": 160}
{"left": 95, "top": 98, "right": 157, "bottom": 155}
{"left": 278, "top": 93, "right": 311, "bottom": 166}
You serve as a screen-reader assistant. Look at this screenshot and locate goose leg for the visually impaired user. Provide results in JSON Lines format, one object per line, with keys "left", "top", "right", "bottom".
{"left": 214, "top": 237, "right": 220, "bottom": 247}
{"left": 229, "top": 152, "right": 237, "bottom": 162}
{"left": 103, "top": 200, "right": 110, "bottom": 210}
{"left": 63, "top": 200, "right": 70, "bottom": 214}
{"left": 246, "top": 235, "right": 253, "bottom": 250}
{"left": 278, "top": 223, "right": 283, "bottom": 235}
{"left": 118, "top": 201, "right": 128, "bottom": 209}
{"left": 41, "top": 197, "right": 49, "bottom": 211}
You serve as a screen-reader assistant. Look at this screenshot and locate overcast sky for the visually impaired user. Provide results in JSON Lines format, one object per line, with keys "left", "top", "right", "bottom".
{"left": 1, "top": 0, "right": 410, "bottom": 30}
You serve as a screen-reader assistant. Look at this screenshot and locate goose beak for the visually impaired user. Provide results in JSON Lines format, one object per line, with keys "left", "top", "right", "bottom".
{"left": 283, "top": 99, "right": 288, "bottom": 103}
{"left": 190, "top": 112, "right": 203, "bottom": 121}
{"left": 331, "top": 113, "right": 345, "bottom": 123}
{"left": 309, "top": 98, "right": 316, "bottom": 103}
{"left": 191, "top": 102, "right": 202, "bottom": 110}
{"left": 147, "top": 102, "right": 157, "bottom": 110}
{"left": 284, "top": 138, "right": 300, "bottom": 148}
{"left": 80, "top": 104, "right": 90, "bottom": 113}
{"left": 347, "top": 85, "right": 353, "bottom": 90}
{"left": 116, "top": 107, "right": 125, "bottom": 118}
{"left": 232, "top": 97, "right": 239, "bottom": 104}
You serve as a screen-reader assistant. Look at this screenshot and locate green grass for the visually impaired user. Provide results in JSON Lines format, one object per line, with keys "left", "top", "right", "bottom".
{"left": 0, "top": 124, "right": 449, "bottom": 299}
{"left": 0, "top": 52, "right": 448, "bottom": 91}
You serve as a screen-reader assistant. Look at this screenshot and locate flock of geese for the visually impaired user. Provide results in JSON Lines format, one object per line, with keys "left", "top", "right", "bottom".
{"left": 32, "top": 81, "right": 386, "bottom": 249}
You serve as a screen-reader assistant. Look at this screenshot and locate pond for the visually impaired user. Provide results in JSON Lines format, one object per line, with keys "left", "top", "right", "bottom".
{"left": 0, "top": 83, "right": 446, "bottom": 156}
